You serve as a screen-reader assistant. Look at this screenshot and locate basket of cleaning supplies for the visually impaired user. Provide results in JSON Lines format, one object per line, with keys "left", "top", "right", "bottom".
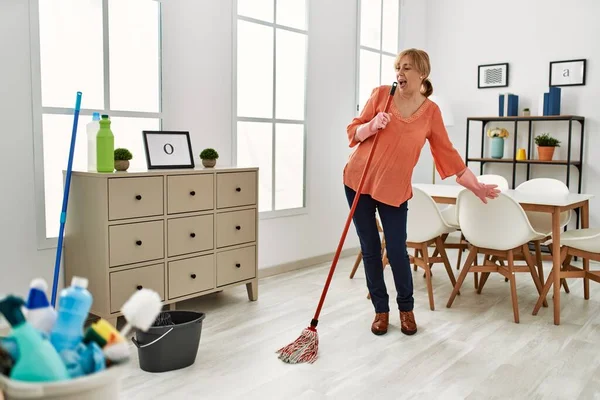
{"left": 132, "top": 310, "right": 205, "bottom": 373}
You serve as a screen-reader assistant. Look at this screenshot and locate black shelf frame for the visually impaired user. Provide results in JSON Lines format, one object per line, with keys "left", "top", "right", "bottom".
{"left": 465, "top": 115, "right": 586, "bottom": 230}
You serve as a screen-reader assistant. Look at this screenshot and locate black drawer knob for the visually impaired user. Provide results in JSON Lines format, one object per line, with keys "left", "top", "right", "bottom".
{"left": 190, "top": 233, "right": 196, "bottom": 238}
{"left": 136, "top": 285, "right": 143, "bottom": 290}
{"left": 235, "top": 225, "right": 241, "bottom": 230}
{"left": 136, "top": 240, "right": 142, "bottom": 246}
{"left": 235, "top": 263, "right": 241, "bottom": 268}
{"left": 191, "top": 274, "right": 197, "bottom": 279}
{"left": 236, "top": 187, "right": 241, "bottom": 192}
{"left": 135, "top": 194, "right": 142, "bottom": 200}
{"left": 190, "top": 191, "right": 196, "bottom": 196}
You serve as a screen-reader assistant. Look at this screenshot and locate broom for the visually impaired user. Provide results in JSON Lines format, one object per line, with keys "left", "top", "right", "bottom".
{"left": 50, "top": 91, "right": 82, "bottom": 307}
{"left": 276, "top": 82, "right": 397, "bottom": 364}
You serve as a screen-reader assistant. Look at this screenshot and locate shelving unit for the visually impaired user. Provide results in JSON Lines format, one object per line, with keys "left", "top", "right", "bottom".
{"left": 465, "top": 115, "right": 585, "bottom": 193}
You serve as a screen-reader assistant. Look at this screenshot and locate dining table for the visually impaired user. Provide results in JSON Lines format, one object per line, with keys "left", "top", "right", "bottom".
{"left": 413, "top": 182, "right": 594, "bottom": 325}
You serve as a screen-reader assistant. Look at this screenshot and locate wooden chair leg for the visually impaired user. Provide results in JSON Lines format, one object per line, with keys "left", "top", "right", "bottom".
{"left": 349, "top": 251, "right": 362, "bottom": 279}
{"left": 436, "top": 236, "right": 458, "bottom": 290}
{"left": 522, "top": 244, "right": 547, "bottom": 307}
{"left": 507, "top": 249, "right": 520, "bottom": 323}
{"left": 447, "top": 246, "right": 478, "bottom": 308}
{"left": 534, "top": 240, "right": 544, "bottom": 284}
{"left": 421, "top": 243, "right": 435, "bottom": 311}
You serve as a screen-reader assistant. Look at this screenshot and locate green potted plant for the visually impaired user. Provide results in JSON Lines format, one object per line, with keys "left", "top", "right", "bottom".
{"left": 523, "top": 107, "right": 530, "bottom": 116}
{"left": 534, "top": 133, "right": 560, "bottom": 161}
{"left": 114, "top": 148, "right": 132, "bottom": 171}
{"left": 200, "top": 148, "right": 219, "bottom": 168}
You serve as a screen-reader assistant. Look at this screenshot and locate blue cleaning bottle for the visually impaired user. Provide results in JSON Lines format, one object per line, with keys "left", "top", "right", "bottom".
{"left": 50, "top": 276, "right": 93, "bottom": 354}
{"left": 0, "top": 295, "right": 70, "bottom": 382}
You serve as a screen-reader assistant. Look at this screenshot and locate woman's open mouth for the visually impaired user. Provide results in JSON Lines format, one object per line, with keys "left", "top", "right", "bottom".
{"left": 398, "top": 78, "right": 407, "bottom": 89}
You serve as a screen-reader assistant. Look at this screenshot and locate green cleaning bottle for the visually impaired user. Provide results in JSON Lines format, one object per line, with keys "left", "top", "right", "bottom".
{"left": 0, "top": 295, "right": 70, "bottom": 382}
{"left": 96, "top": 114, "right": 114, "bottom": 173}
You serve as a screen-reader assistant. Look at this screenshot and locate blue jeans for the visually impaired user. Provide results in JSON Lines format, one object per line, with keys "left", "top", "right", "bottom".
{"left": 344, "top": 185, "right": 414, "bottom": 313}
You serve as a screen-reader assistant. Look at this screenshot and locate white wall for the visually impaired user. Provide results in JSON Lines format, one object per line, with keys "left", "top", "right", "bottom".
{"left": 161, "top": 0, "right": 361, "bottom": 271}
{"left": 425, "top": 0, "right": 600, "bottom": 226}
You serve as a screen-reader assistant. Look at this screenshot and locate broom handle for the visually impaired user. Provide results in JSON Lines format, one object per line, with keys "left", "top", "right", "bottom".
{"left": 51, "top": 92, "right": 82, "bottom": 307}
{"left": 311, "top": 82, "right": 397, "bottom": 327}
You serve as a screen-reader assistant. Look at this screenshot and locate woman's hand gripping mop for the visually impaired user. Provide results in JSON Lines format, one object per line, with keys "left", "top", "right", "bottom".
{"left": 276, "top": 82, "right": 397, "bottom": 364}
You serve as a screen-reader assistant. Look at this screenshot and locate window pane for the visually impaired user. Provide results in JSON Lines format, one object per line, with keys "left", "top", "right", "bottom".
{"left": 275, "top": 124, "right": 304, "bottom": 210}
{"left": 382, "top": 0, "right": 399, "bottom": 53}
{"left": 38, "top": 0, "right": 104, "bottom": 109}
{"left": 360, "top": 0, "right": 381, "bottom": 49}
{"left": 108, "top": 0, "right": 160, "bottom": 112}
{"left": 237, "top": 20, "right": 273, "bottom": 119}
{"left": 358, "top": 49, "right": 380, "bottom": 114}
{"left": 237, "top": 0, "right": 274, "bottom": 22}
{"left": 276, "top": 0, "right": 307, "bottom": 30}
{"left": 42, "top": 114, "right": 159, "bottom": 237}
{"left": 275, "top": 29, "right": 306, "bottom": 120}
{"left": 237, "top": 122, "right": 273, "bottom": 212}
{"left": 381, "top": 54, "right": 397, "bottom": 87}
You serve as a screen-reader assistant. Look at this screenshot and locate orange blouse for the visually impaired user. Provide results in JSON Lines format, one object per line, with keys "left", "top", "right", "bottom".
{"left": 344, "top": 85, "right": 466, "bottom": 207}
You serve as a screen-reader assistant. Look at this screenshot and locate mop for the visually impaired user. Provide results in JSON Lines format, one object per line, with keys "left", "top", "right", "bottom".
{"left": 276, "top": 82, "right": 397, "bottom": 364}
{"left": 50, "top": 92, "right": 82, "bottom": 307}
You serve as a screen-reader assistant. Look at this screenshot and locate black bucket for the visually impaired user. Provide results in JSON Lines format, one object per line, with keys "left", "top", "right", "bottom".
{"left": 132, "top": 310, "right": 205, "bottom": 373}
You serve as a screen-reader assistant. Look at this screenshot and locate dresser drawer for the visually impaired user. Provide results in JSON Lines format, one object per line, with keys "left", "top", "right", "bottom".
{"left": 216, "top": 171, "right": 257, "bottom": 209}
{"left": 216, "top": 246, "right": 256, "bottom": 287}
{"left": 108, "top": 176, "right": 164, "bottom": 221}
{"left": 109, "top": 220, "right": 164, "bottom": 267}
{"left": 168, "top": 254, "right": 215, "bottom": 299}
{"left": 216, "top": 209, "right": 256, "bottom": 248}
{"left": 167, "top": 215, "right": 214, "bottom": 257}
{"left": 167, "top": 174, "right": 214, "bottom": 214}
{"left": 109, "top": 263, "right": 165, "bottom": 313}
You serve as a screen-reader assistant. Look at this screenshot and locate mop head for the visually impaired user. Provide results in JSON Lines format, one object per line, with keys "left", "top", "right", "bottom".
{"left": 276, "top": 326, "right": 318, "bottom": 364}
{"left": 121, "top": 288, "right": 162, "bottom": 332}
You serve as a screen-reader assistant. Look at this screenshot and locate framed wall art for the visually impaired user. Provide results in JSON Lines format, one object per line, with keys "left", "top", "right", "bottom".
{"left": 478, "top": 63, "right": 509, "bottom": 89}
{"left": 549, "top": 59, "right": 586, "bottom": 87}
{"left": 142, "top": 130, "right": 195, "bottom": 169}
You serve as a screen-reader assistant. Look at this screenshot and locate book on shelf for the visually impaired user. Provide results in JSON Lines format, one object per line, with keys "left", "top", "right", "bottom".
{"left": 498, "top": 93, "right": 519, "bottom": 116}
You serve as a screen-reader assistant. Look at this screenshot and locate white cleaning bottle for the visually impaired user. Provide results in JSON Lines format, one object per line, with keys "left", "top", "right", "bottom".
{"left": 87, "top": 112, "right": 101, "bottom": 171}
{"left": 24, "top": 278, "right": 57, "bottom": 335}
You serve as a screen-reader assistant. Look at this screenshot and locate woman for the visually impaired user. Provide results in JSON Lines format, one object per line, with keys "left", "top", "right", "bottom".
{"left": 344, "top": 48, "right": 499, "bottom": 336}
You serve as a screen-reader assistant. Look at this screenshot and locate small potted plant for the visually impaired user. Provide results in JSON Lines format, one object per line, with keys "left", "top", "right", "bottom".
{"left": 534, "top": 133, "right": 560, "bottom": 161}
{"left": 200, "top": 148, "right": 219, "bottom": 168}
{"left": 486, "top": 127, "right": 509, "bottom": 159}
{"left": 114, "top": 148, "right": 132, "bottom": 171}
{"left": 523, "top": 108, "right": 530, "bottom": 116}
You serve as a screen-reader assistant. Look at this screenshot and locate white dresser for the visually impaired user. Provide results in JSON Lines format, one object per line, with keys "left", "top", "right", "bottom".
{"left": 63, "top": 166, "right": 259, "bottom": 326}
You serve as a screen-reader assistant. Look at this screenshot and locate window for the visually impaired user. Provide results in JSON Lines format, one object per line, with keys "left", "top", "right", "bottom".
{"left": 234, "top": 0, "right": 308, "bottom": 214}
{"left": 356, "top": 0, "right": 401, "bottom": 114}
{"left": 31, "top": 0, "right": 162, "bottom": 247}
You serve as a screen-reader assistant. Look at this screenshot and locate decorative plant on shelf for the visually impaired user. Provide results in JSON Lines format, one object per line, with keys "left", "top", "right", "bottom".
{"left": 114, "top": 148, "right": 132, "bottom": 171}
{"left": 486, "top": 127, "right": 509, "bottom": 159}
{"left": 523, "top": 107, "right": 530, "bottom": 116}
{"left": 200, "top": 148, "right": 219, "bottom": 168}
{"left": 534, "top": 133, "right": 560, "bottom": 161}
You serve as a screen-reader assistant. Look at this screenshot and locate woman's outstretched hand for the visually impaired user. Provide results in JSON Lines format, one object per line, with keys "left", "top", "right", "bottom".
{"left": 456, "top": 168, "right": 500, "bottom": 204}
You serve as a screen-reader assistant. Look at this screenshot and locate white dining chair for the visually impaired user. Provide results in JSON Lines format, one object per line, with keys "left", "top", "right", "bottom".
{"left": 440, "top": 174, "right": 510, "bottom": 281}
{"left": 447, "top": 190, "right": 547, "bottom": 323}
{"left": 405, "top": 186, "right": 459, "bottom": 310}
{"left": 515, "top": 178, "right": 572, "bottom": 285}
{"left": 533, "top": 228, "right": 600, "bottom": 315}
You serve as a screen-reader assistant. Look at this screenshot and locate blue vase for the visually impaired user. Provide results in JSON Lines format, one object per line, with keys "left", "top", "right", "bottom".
{"left": 490, "top": 137, "right": 504, "bottom": 159}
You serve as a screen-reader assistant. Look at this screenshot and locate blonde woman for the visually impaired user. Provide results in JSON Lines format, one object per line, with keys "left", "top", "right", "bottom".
{"left": 344, "top": 48, "right": 499, "bottom": 336}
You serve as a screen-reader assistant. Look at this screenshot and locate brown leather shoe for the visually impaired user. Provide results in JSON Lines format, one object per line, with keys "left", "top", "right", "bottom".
{"left": 400, "top": 311, "right": 417, "bottom": 335}
{"left": 371, "top": 312, "right": 389, "bottom": 335}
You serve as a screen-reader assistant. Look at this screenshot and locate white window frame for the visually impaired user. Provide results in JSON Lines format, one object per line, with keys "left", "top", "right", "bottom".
{"left": 28, "top": 0, "right": 163, "bottom": 250}
{"left": 231, "top": 0, "right": 309, "bottom": 220}
{"left": 355, "top": 0, "right": 402, "bottom": 115}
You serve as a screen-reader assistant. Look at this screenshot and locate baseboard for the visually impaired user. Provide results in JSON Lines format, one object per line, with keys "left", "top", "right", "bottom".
{"left": 258, "top": 246, "right": 360, "bottom": 279}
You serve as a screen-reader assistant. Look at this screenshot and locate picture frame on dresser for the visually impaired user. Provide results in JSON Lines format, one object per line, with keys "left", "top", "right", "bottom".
{"left": 549, "top": 59, "right": 586, "bottom": 87}
{"left": 142, "top": 130, "right": 195, "bottom": 169}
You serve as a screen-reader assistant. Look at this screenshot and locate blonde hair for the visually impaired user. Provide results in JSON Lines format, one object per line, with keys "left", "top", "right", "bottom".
{"left": 394, "top": 48, "right": 433, "bottom": 97}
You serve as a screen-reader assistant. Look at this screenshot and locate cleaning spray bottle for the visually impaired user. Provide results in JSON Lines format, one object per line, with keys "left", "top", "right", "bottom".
{"left": 87, "top": 112, "right": 100, "bottom": 171}
{"left": 96, "top": 114, "right": 114, "bottom": 173}
{"left": 0, "top": 295, "right": 69, "bottom": 382}
{"left": 50, "top": 276, "right": 93, "bottom": 354}
{"left": 24, "top": 278, "right": 57, "bottom": 335}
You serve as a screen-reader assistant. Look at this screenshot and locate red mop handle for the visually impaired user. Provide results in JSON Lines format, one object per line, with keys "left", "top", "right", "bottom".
{"left": 310, "top": 82, "right": 397, "bottom": 328}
